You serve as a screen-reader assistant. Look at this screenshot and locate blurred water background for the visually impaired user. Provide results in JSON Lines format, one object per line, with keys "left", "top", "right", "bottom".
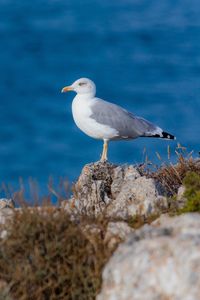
{"left": 0, "top": 0, "right": 200, "bottom": 197}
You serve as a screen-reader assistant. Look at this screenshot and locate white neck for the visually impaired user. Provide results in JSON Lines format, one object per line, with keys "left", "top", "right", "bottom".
{"left": 75, "top": 92, "right": 95, "bottom": 100}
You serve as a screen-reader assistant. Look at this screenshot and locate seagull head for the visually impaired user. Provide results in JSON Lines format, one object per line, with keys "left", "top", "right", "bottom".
{"left": 61, "top": 78, "right": 96, "bottom": 96}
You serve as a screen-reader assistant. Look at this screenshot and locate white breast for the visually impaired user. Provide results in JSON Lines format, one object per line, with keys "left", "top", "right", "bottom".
{"left": 71, "top": 95, "right": 118, "bottom": 140}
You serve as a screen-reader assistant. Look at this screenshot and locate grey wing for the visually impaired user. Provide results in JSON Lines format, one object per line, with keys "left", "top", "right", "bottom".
{"left": 90, "top": 99, "right": 160, "bottom": 139}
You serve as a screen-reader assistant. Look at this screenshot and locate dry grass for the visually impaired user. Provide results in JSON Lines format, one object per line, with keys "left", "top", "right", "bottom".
{"left": 151, "top": 156, "right": 200, "bottom": 196}
{"left": 0, "top": 208, "right": 113, "bottom": 300}
{"left": 138, "top": 144, "right": 200, "bottom": 196}
{"left": 0, "top": 145, "right": 199, "bottom": 299}
{"left": 0, "top": 208, "right": 162, "bottom": 300}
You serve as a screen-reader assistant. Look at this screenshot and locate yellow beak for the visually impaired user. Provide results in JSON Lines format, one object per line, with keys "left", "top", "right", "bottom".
{"left": 61, "top": 86, "right": 74, "bottom": 93}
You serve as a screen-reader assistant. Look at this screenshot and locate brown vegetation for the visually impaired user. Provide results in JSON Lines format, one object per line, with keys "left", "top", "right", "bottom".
{"left": 0, "top": 209, "right": 113, "bottom": 300}
{"left": 138, "top": 152, "right": 200, "bottom": 197}
{"left": 0, "top": 147, "right": 200, "bottom": 299}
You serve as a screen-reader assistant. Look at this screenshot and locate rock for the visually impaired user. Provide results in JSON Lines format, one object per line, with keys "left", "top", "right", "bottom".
{"left": 0, "top": 208, "right": 14, "bottom": 224}
{"left": 67, "top": 161, "right": 117, "bottom": 216}
{"left": 176, "top": 185, "right": 187, "bottom": 208}
{"left": 0, "top": 199, "right": 15, "bottom": 239}
{"left": 0, "top": 208, "right": 14, "bottom": 239}
{"left": 177, "top": 185, "right": 186, "bottom": 201}
{"left": 98, "top": 213, "right": 200, "bottom": 300}
{"left": 82, "top": 220, "right": 134, "bottom": 251}
{"left": 62, "top": 161, "right": 168, "bottom": 219}
{"left": 0, "top": 198, "right": 15, "bottom": 209}
{"left": 167, "top": 185, "right": 187, "bottom": 212}
{"left": 111, "top": 165, "right": 140, "bottom": 198}
{"left": 104, "top": 221, "right": 134, "bottom": 251}
{"left": 107, "top": 177, "right": 167, "bottom": 219}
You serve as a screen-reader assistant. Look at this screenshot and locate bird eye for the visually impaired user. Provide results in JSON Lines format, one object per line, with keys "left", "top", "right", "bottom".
{"left": 79, "top": 82, "right": 87, "bottom": 86}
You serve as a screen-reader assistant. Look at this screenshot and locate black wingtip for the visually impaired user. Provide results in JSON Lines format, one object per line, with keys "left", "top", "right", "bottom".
{"left": 161, "top": 131, "right": 176, "bottom": 140}
{"left": 146, "top": 131, "right": 176, "bottom": 140}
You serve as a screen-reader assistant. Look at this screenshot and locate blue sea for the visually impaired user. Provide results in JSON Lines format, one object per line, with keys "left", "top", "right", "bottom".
{"left": 0, "top": 0, "right": 200, "bottom": 197}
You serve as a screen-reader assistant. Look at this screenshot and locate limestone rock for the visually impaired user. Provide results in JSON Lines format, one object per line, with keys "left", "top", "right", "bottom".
{"left": 104, "top": 221, "right": 134, "bottom": 250}
{"left": 98, "top": 213, "right": 200, "bottom": 300}
{"left": 111, "top": 165, "right": 140, "bottom": 198}
{"left": 0, "top": 208, "right": 14, "bottom": 224}
{"left": 82, "top": 220, "right": 134, "bottom": 251}
{"left": 176, "top": 185, "right": 187, "bottom": 208}
{"left": 0, "top": 199, "right": 15, "bottom": 239}
{"left": 107, "top": 176, "right": 167, "bottom": 219}
{"left": 0, "top": 198, "right": 15, "bottom": 209}
{"left": 62, "top": 161, "right": 168, "bottom": 219}
{"left": 0, "top": 208, "right": 14, "bottom": 239}
{"left": 68, "top": 161, "right": 117, "bottom": 216}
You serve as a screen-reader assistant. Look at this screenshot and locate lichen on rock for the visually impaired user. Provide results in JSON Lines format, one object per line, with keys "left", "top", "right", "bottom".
{"left": 98, "top": 213, "right": 200, "bottom": 300}
{"left": 62, "top": 161, "right": 168, "bottom": 219}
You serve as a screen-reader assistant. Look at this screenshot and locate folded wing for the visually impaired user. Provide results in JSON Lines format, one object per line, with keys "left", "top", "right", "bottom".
{"left": 90, "top": 99, "right": 163, "bottom": 140}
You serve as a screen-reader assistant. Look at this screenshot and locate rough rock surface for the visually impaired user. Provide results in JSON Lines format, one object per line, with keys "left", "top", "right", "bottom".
{"left": 0, "top": 198, "right": 15, "bottom": 209}
{"left": 104, "top": 221, "right": 134, "bottom": 250}
{"left": 176, "top": 185, "right": 187, "bottom": 207}
{"left": 62, "top": 161, "right": 168, "bottom": 219}
{"left": 0, "top": 208, "right": 14, "bottom": 239}
{"left": 82, "top": 221, "right": 134, "bottom": 251}
{"left": 0, "top": 208, "right": 14, "bottom": 224}
{"left": 98, "top": 213, "right": 200, "bottom": 300}
{"left": 107, "top": 176, "right": 167, "bottom": 219}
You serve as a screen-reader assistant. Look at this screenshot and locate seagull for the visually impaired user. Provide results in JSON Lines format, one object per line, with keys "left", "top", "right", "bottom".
{"left": 61, "top": 78, "right": 175, "bottom": 161}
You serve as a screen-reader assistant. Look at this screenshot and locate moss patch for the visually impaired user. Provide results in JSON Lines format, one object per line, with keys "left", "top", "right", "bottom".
{"left": 181, "top": 172, "right": 200, "bottom": 212}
